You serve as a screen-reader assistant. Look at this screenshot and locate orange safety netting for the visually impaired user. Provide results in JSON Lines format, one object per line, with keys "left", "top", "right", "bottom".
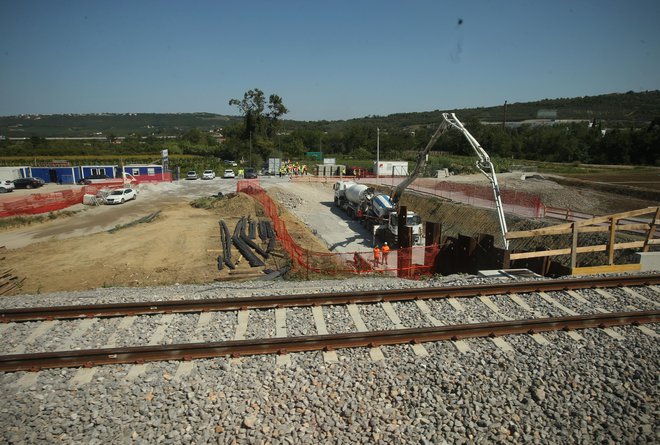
{"left": 237, "top": 180, "right": 440, "bottom": 278}
{"left": 0, "top": 185, "right": 110, "bottom": 217}
{"left": 294, "top": 175, "right": 545, "bottom": 218}
{"left": 0, "top": 174, "right": 172, "bottom": 217}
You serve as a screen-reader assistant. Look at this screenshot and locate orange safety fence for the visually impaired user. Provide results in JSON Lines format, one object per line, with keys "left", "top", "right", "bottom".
{"left": 237, "top": 180, "right": 440, "bottom": 278}
{"left": 292, "top": 175, "right": 544, "bottom": 218}
{"left": 0, "top": 185, "right": 111, "bottom": 217}
{"left": 130, "top": 172, "right": 173, "bottom": 183}
{"left": 0, "top": 174, "right": 172, "bottom": 217}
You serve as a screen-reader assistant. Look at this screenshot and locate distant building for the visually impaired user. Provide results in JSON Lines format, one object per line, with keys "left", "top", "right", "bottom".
{"left": 537, "top": 109, "right": 557, "bottom": 119}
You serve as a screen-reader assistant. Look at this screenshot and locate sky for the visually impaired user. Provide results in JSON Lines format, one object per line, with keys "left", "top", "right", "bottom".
{"left": 1, "top": 0, "right": 659, "bottom": 121}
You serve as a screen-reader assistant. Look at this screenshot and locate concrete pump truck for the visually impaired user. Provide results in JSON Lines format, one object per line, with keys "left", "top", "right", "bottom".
{"left": 334, "top": 112, "right": 509, "bottom": 249}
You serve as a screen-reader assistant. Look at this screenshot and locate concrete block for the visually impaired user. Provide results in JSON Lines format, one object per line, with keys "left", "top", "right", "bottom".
{"left": 636, "top": 252, "right": 660, "bottom": 272}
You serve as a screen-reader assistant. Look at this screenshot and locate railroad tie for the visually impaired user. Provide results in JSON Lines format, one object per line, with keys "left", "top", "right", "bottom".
{"left": 59, "top": 319, "right": 97, "bottom": 352}
{"left": 381, "top": 302, "right": 428, "bottom": 357}
{"left": 230, "top": 310, "right": 250, "bottom": 365}
{"left": 592, "top": 288, "right": 617, "bottom": 301}
{"left": 478, "top": 296, "right": 549, "bottom": 346}
{"left": 311, "top": 306, "right": 338, "bottom": 363}
{"left": 450, "top": 297, "right": 513, "bottom": 352}
{"left": 594, "top": 288, "right": 658, "bottom": 337}
{"left": 70, "top": 316, "right": 136, "bottom": 387}
{"left": 15, "top": 320, "right": 61, "bottom": 386}
{"left": 506, "top": 295, "right": 551, "bottom": 345}
{"left": 126, "top": 313, "right": 175, "bottom": 381}
{"left": 0, "top": 323, "right": 11, "bottom": 337}
{"left": 623, "top": 287, "right": 660, "bottom": 308}
{"left": 537, "top": 292, "right": 585, "bottom": 341}
{"left": 174, "top": 312, "right": 215, "bottom": 381}
{"left": 347, "top": 304, "right": 385, "bottom": 362}
{"left": 12, "top": 320, "right": 59, "bottom": 355}
{"left": 565, "top": 290, "right": 624, "bottom": 340}
{"left": 565, "top": 290, "right": 591, "bottom": 305}
{"left": 275, "top": 308, "right": 291, "bottom": 367}
{"left": 414, "top": 300, "right": 470, "bottom": 353}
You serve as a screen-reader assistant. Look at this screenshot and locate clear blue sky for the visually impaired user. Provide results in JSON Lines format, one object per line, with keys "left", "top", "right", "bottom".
{"left": 1, "top": 0, "right": 659, "bottom": 121}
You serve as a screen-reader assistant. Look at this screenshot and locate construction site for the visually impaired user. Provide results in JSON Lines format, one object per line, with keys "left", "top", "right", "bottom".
{"left": 1, "top": 114, "right": 659, "bottom": 445}
{"left": 1, "top": 113, "right": 658, "bottom": 294}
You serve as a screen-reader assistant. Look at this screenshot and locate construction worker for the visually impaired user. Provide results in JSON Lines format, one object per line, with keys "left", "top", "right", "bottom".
{"left": 382, "top": 242, "right": 390, "bottom": 265}
{"left": 373, "top": 245, "right": 381, "bottom": 267}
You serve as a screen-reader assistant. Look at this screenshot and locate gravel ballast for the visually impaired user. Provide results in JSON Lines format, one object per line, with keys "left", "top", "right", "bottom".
{"left": 1, "top": 274, "right": 658, "bottom": 444}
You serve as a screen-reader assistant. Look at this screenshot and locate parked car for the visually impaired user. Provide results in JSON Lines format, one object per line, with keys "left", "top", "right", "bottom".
{"left": 13, "top": 177, "right": 45, "bottom": 189}
{"left": 225, "top": 160, "right": 238, "bottom": 166}
{"left": 0, "top": 179, "right": 15, "bottom": 193}
{"left": 105, "top": 188, "right": 137, "bottom": 204}
{"left": 244, "top": 168, "right": 258, "bottom": 179}
{"left": 78, "top": 174, "right": 109, "bottom": 185}
{"left": 223, "top": 169, "right": 235, "bottom": 179}
{"left": 186, "top": 171, "right": 198, "bottom": 180}
{"left": 202, "top": 170, "right": 216, "bottom": 180}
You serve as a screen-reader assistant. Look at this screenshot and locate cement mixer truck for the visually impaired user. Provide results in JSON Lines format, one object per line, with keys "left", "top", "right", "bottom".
{"left": 333, "top": 181, "right": 423, "bottom": 246}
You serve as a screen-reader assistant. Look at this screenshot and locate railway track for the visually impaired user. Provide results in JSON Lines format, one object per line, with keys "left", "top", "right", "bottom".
{"left": 0, "top": 274, "right": 658, "bottom": 373}
{"left": 2, "top": 274, "right": 658, "bottom": 322}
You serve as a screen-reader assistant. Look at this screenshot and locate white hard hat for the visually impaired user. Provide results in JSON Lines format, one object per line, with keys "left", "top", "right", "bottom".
{"left": 384, "top": 242, "right": 387, "bottom": 245}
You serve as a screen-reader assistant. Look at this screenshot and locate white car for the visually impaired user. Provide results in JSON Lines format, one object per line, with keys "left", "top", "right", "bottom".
{"left": 186, "top": 171, "right": 198, "bottom": 180}
{"left": 105, "top": 188, "right": 137, "bottom": 204}
{"left": 0, "top": 179, "right": 15, "bottom": 193}
{"left": 223, "top": 169, "right": 236, "bottom": 179}
{"left": 202, "top": 170, "right": 216, "bottom": 180}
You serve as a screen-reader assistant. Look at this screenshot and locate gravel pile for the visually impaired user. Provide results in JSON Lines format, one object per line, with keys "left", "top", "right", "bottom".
{"left": 1, "top": 273, "right": 658, "bottom": 444}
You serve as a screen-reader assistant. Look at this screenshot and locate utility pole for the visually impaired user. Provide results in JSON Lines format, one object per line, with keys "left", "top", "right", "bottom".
{"left": 249, "top": 131, "right": 252, "bottom": 168}
{"left": 503, "top": 100, "right": 508, "bottom": 128}
{"left": 376, "top": 127, "right": 380, "bottom": 179}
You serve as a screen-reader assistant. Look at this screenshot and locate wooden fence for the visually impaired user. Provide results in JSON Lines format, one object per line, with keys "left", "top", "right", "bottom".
{"left": 506, "top": 206, "right": 660, "bottom": 275}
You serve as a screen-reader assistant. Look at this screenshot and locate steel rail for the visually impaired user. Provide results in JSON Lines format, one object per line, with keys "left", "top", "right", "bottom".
{"left": 2, "top": 274, "right": 659, "bottom": 323}
{"left": 0, "top": 310, "right": 657, "bottom": 372}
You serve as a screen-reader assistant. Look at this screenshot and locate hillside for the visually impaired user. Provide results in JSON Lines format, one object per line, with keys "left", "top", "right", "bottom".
{"left": 0, "top": 112, "right": 240, "bottom": 138}
{"left": 1, "top": 90, "right": 659, "bottom": 138}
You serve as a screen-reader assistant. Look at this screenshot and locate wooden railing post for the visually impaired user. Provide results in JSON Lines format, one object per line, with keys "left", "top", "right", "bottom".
{"left": 608, "top": 217, "right": 617, "bottom": 265}
{"left": 570, "top": 222, "right": 578, "bottom": 272}
{"left": 643, "top": 207, "right": 659, "bottom": 252}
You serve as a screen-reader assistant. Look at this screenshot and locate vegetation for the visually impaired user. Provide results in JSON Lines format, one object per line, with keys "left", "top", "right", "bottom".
{"left": 0, "top": 210, "right": 78, "bottom": 231}
{"left": 0, "top": 90, "right": 658, "bottom": 170}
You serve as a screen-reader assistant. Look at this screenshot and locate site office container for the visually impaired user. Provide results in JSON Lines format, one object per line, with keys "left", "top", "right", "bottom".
{"left": 29, "top": 166, "right": 82, "bottom": 184}
{"left": 80, "top": 165, "right": 118, "bottom": 180}
{"left": 374, "top": 161, "right": 409, "bottom": 176}
{"left": 122, "top": 164, "right": 164, "bottom": 177}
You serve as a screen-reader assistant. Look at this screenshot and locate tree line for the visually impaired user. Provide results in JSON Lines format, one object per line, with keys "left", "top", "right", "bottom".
{"left": 1, "top": 89, "right": 658, "bottom": 168}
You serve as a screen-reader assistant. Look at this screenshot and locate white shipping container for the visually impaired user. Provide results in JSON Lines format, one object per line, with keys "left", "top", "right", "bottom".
{"left": 374, "top": 161, "right": 408, "bottom": 176}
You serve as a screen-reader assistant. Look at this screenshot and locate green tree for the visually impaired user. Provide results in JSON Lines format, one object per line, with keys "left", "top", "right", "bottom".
{"left": 228, "top": 88, "right": 288, "bottom": 139}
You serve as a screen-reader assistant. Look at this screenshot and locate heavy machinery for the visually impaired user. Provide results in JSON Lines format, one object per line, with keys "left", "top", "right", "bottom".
{"left": 441, "top": 113, "right": 509, "bottom": 249}
{"left": 391, "top": 112, "right": 509, "bottom": 249}
{"left": 333, "top": 181, "right": 423, "bottom": 245}
{"left": 335, "top": 112, "right": 508, "bottom": 249}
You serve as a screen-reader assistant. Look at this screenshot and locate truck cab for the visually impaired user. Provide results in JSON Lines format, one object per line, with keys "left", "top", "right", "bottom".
{"left": 387, "top": 211, "right": 422, "bottom": 244}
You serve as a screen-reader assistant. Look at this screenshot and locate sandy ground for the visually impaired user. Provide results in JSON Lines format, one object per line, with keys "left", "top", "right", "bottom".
{"left": 1, "top": 173, "right": 657, "bottom": 295}
{"left": 0, "top": 178, "right": 291, "bottom": 294}
{"left": 271, "top": 182, "right": 374, "bottom": 253}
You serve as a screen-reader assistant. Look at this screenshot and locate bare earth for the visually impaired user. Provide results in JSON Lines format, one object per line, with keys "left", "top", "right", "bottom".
{"left": 1, "top": 173, "right": 657, "bottom": 295}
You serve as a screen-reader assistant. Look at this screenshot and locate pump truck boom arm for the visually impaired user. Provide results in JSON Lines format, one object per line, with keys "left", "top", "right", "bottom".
{"left": 441, "top": 113, "right": 509, "bottom": 249}
{"left": 390, "top": 119, "right": 451, "bottom": 205}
